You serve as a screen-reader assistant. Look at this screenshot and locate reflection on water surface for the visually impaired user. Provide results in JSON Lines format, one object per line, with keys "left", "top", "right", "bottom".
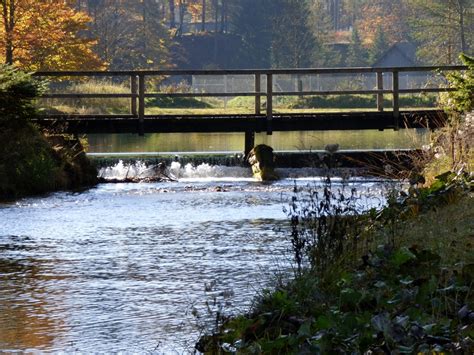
{"left": 87, "top": 129, "right": 429, "bottom": 154}
{"left": 0, "top": 176, "right": 388, "bottom": 352}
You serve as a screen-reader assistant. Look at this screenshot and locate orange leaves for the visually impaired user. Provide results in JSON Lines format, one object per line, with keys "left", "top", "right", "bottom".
{"left": 356, "top": 3, "right": 409, "bottom": 47}
{"left": 188, "top": 1, "right": 204, "bottom": 23}
{"left": 0, "top": 0, "right": 105, "bottom": 70}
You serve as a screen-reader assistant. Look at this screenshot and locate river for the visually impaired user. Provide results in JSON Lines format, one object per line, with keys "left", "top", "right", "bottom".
{"left": 0, "top": 163, "right": 389, "bottom": 353}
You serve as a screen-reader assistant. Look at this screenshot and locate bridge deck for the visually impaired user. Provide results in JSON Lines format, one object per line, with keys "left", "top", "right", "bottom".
{"left": 33, "top": 109, "right": 446, "bottom": 134}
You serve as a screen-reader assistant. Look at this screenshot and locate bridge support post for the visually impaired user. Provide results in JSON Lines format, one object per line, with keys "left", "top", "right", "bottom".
{"left": 266, "top": 73, "right": 273, "bottom": 135}
{"left": 244, "top": 131, "right": 255, "bottom": 158}
{"left": 392, "top": 70, "right": 399, "bottom": 130}
{"left": 138, "top": 74, "right": 145, "bottom": 136}
{"left": 376, "top": 71, "right": 384, "bottom": 112}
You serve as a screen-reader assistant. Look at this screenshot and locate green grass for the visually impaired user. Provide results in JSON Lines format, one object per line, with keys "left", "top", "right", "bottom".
{"left": 37, "top": 80, "right": 441, "bottom": 115}
{"left": 197, "top": 174, "right": 474, "bottom": 353}
{"left": 145, "top": 106, "right": 436, "bottom": 115}
{"left": 393, "top": 194, "right": 474, "bottom": 266}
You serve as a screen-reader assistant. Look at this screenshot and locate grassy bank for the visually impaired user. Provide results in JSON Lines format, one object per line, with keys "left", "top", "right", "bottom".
{"left": 197, "top": 173, "right": 473, "bottom": 354}
{"left": 196, "top": 55, "right": 474, "bottom": 354}
{"left": 0, "top": 66, "right": 97, "bottom": 201}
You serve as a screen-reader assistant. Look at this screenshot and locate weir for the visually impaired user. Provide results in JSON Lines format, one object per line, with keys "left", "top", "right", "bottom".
{"left": 32, "top": 65, "right": 465, "bottom": 156}
{"left": 90, "top": 149, "right": 420, "bottom": 180}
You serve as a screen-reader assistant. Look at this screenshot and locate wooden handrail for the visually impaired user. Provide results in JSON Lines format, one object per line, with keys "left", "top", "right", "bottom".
{"left": 32, "top": 65, "right": 466, "bottom": 77}
{"left": 34, "top": 65, "right": 467, "bottom": 138}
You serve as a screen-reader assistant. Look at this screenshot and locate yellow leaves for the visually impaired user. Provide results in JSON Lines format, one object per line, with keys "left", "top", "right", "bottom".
{"left": 186, "top": 0, "right": 205, "bottom": 22}
{"left": 0, "top": 0, "right": 105, "bottom": 71}
{"left": 356, "top": 4, "right": 409, "bottom": 47}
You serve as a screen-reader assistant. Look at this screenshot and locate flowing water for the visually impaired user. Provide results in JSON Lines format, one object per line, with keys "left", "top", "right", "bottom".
{"left": 0, "top": 163, "right": 390, "bottom": 353}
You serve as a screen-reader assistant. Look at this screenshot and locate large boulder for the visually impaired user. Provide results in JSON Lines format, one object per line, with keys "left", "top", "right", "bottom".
{"left": 247, "top": 144, "right": 279, "bottom": 181}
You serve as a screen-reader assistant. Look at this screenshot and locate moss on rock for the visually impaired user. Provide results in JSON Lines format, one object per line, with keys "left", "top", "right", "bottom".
{"left": 248, "top": 144, "right": 279, "bottom": 181}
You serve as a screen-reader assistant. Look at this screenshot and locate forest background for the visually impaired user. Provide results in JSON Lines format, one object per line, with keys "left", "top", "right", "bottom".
{"left": 1, "top": 0, "right": 473, "bottom": 71}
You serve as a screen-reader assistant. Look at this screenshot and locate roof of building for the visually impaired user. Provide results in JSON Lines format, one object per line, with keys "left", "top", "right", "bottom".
{"left": 373, "top": 42, "right": 418, "bottom": 67}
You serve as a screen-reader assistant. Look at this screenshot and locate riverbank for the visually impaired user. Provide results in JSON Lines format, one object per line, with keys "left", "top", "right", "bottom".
{"left": 0, "top": 65, "right": 97, "bottom": 201}
{"left": 197, "top": 172, "right": 473, "bottom": 353}
{"left": 0, "top": 120, "right": 98, "bottom": 201}
{"left": 196, "top": 56, "right": 474, "bottom": 352}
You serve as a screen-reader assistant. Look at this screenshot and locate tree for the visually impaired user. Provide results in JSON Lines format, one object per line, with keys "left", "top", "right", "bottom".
{"left": 168, "top": 0, "right": 176, "bottom": 28}
{"left": 0, "top": 0, "right": 104, "bottom": 70}
{"left": 271, "top": 0, "right": 317, "bottom": 68}
{"left": 407, "top": 0, "right": 473, "bottom": 64}
{"left": 347, "top": 27, "right": 368, "bottom": 66}
{"left": 369, "top": 25, "right": 389, "bottom": 63}
{"left": 86, "top": 0, "right": 174, "bottom": 69}
{"left": 308, "top": 0, "right": 343, "bottom": 67}
{"left": 231, "top": 0, "right": 275, "bottom": 68}
{"left": 0, "top": 0, "right": 14, "bottom": 64}
{"left": 356, "top": 0, "right": 410, "bottom": 47}
{"left": 201, "top": 0, "right": 206, "bottom": 31}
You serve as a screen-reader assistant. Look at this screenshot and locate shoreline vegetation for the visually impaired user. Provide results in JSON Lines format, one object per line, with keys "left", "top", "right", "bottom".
{"left": 0, "top": 65, "right": 97, "bottom": 201}
{"left": 196, "top": 56, "right": 473, "bottom": 353}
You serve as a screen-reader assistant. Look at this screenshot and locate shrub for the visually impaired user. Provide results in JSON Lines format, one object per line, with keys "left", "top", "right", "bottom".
{"left": 441, "top": 53, "right": 474, "bottom": 114}
{"left": 290, "top": 94, "right": 437, "bottom": 109}
{"left": 0, "top": 64, "right": 46, "bottom": 122}
{"left": 147, "top": 82, "right": 213, "bottom": 109}
{"left": 0, "top": 66, "right": 97, "bottom": 200}
{"left": 283, "top": 178, "right": 364, "bottom": 276}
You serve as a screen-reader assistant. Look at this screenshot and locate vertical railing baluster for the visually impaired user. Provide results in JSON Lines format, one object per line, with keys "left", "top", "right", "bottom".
{"left": 392, "top": 70, "right": 399, "bottom": 130}
{"left": 266, "top": 73, "right": 273, "bottom": 135}
{"left": 138, "top": 73, "right": 145, "bottom": 136}
{"left": 130, "top": 74, "right": 138, "bottom": 117}
{"left": 244, "top": 73, "right": 260, "bottom": 156}
{"left": 376, "top": 71, "right": 384, "bottom": 112}
{"left": 255, "top": 73, "right": 261, "bottom": 115}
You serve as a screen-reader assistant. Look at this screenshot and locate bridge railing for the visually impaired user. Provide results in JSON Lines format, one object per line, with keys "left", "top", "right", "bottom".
{"left": 34, "top": 66, "right": 466, "bottom": 135}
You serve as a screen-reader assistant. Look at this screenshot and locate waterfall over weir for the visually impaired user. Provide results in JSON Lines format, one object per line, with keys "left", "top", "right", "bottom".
{"left": 92, "top": 149, "right": 416, "bottom": 181}
{"left": 99, "top": 160, "right": 254, "bottom": 181}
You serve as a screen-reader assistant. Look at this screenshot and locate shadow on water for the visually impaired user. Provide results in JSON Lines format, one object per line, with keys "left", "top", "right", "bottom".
{"left": 0, "top": 172, "right": 391, "bottom": 352}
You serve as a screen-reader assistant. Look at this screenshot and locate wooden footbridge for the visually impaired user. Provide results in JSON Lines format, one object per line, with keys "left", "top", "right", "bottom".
{"left": 32, "top": 66, "right": 465, "bottom": 155}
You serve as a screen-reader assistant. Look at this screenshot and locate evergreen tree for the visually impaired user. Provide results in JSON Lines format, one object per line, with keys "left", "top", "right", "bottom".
{"left": 271, "top": 0, "right": 317, "bottom": 68}
{"left": 231, "top": 0, "right": 276, "bottom": 68}
{"left": 347, "top": 27, "right": 368, "bottom": 66}
{"left": 369, "top": 25, "right": 389, "bottom": 64}
{"left": 407, "top": 0, "right": 473, "bottom": 64}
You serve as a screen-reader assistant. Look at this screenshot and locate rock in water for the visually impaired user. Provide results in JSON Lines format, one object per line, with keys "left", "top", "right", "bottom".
{"left": 247, "top": 144, "right": 279, "bottom": 181}
{"left": 324, "top": 143, "right": 339, "bottom": 154}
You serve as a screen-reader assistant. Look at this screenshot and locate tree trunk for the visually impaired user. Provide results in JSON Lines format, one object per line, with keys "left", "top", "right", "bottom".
{"left": 220, "top": 0, "right": 225, "bottom": 32}
{"left": 201, "top": 0, "right": 205, "bottom": 32}
{"left": 177, "top": 0, "right": 185, "bottom": 36}
{"left": 213, "top": 0, "right": 218, "bottom": 33}
{"left": 457, "top": 0, "right": 467, "bottom": 53}
{"left": 1, "top": 0, "right": 15, "bottom": 65}
{"left": 142, "top": 0, "right": 147, "bottom": 52}
{"left": 169, "top": 0, "right": 175, "bottom": 28}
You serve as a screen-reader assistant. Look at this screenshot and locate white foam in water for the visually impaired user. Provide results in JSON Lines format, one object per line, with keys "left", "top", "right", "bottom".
{"left": 99, "top": 160, "right": 253, "bottom": 181}
{"left": 97, "top": 160, "right": 378, "bottom": 183}
{"left": 170, "top": 162, "right": 252, "bottom": 181}
{"left": 99, "top": 160, "right": 152, "bottom": 179}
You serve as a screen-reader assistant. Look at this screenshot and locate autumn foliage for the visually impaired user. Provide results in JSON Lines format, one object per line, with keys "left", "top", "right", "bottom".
{"left": 356, "top": 3, "right": 409, "bottom": 47}
{"left": 0, "top": 0, "right": 105, "bottom": 71}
